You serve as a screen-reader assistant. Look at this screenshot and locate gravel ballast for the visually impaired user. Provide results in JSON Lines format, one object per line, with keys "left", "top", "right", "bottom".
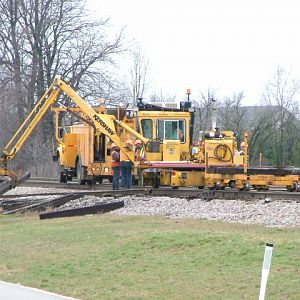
{"left": 4, "top": 187, "right": 300, "bottom": 228}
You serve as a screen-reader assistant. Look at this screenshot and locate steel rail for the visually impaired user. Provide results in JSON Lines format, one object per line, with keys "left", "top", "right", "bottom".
{"left": 39, "top": 200, "right": 124, "bottom": 220}
{"left": 0, "top": 188, "right": 150, "bottom": 199}
{"left": 20, "top": 180, "right": 112, "bottom": 190}
{"left": 2, "top": 193, "right": 82, "bottom": 215}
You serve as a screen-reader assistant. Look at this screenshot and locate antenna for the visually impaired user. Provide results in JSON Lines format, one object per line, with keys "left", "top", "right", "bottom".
{"left": 211, "top": 98, "right": 217, "bottom": 130}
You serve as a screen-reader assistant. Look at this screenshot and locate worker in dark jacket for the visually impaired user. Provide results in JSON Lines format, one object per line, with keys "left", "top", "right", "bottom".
{"left": 120, "top": 139, "right": 133, "bottom": 189}
{"left": 111, "top": 143, "right": 120, "bottom": 190}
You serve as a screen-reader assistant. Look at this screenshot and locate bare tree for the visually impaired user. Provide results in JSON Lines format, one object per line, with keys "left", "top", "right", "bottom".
{"left": 0, "top": 0, "right": 126, "bottom": 175}
{"left": 129, "top": 46, "right": 149, "bottom": 107}
{"left": 148, "top": 90, "right": 176, "bottom": 103}
{"left": 192, "top": 89, "right": 217, "bottom": 140}
{"left": 246, "top": 106, "right": 278, "bottom": 165}
{"left": 219, "top": 92, "right": 246, "bottom": 146}
{"left": 261, "top": 67, "right": 300, "bottom": 166}
{"left": 210, "top": 91, "right": 277, "bottom": 165}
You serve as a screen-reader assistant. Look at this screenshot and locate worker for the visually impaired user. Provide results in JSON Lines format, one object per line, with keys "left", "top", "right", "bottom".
{"left": 191, "top": 142, "right": 198, "bottom": 158}
{"left": 111, "top": 143, "right": 120, "bottom": 190}
{"left": 178, "top": 129, "right": 184, "bottom": 142}
{"left": 215, "top": 127, "right": 223, "bottom": 138}
{"left": 120, "top": 139, "right": 133, "bottom": 189}
{"left": 238, "top": 142, "right": 245, "bottom": 155}
{"left": 134, "top": 139, "right": 144, "bottom": 186}
{"left": 134, "top": 139, "right": 144, "bottom": 161}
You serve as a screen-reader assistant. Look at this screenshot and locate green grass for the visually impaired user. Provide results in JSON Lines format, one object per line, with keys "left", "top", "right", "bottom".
{"left": 0, "top": 214, "right": 299, "bottom": 300}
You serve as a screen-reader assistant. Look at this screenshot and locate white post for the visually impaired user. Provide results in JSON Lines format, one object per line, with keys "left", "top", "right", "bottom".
{"left": 259, "top": 243, "right": 273, "bottom": 300}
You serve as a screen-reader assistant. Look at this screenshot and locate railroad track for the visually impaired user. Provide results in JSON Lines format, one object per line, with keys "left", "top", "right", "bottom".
{"left": 1, "top": 186, "right": 300, "bottom": 205}
{"left": 1, "top": 178, "right": 299, "bottom": 220}
{"left": 16, "top": 177, "right": 300, "bottom": 201}
{"left": 0, "top": 188, "right": 149, "bottom": 218}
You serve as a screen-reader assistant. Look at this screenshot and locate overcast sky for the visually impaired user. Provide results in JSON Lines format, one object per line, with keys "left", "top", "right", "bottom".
{"left": 88, "top": 0, "right": 300, "bottom": 105}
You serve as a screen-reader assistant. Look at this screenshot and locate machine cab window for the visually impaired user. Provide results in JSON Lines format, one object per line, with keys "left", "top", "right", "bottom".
{"left": 157, "top": 120, "right": 185, "bottom": 142}
{"left": 141, "top": 119, "right": 153, "bottom": 139}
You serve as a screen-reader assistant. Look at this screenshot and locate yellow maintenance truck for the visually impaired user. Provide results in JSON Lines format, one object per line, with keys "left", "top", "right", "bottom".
{"left": 52, "top": 105, "right": 140, "bottom": 184}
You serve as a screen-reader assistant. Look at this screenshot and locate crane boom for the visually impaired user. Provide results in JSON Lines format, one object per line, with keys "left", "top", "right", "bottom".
{"left": 1, "top": 77, "right": 149, "bottom": 183}
{"left": 3, "top": 82, "right": 60, "bottom": 159}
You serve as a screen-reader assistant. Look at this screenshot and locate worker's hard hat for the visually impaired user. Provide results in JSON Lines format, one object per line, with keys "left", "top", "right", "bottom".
{"left": 125, "top": 139, "right": 133, "bottom": 145}
{"left": 134, "top": 139, "right": 142, "bottom": 145}
{"left": 240, "top": 142, "right": 246, "bottom": 147}
{"left": 111, "top": 143, "right": 117, "bottom": 148}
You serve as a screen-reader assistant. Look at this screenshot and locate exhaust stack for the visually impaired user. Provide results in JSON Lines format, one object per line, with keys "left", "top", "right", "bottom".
{"left": 211, "top": 98, "right": 217, "bottom": 130}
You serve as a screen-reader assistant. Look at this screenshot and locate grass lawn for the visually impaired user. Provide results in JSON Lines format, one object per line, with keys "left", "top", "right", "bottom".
{"left": 0, "top": 213, "right": 299, "bottom": 300}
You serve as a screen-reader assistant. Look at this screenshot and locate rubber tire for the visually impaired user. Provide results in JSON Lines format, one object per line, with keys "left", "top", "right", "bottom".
{"left": 59, "top": 172, "right": 67, "bottom": 183}
{"left": 58, "top": 158, "right": 67, "bottom": 183}
{"left": 87, "top": 179, "right": 96, "bottom": 185}
{"left": 152, "top": 174, "right": 160, "bottom": 189}
{"left": 77, "top": 157, "right": 86, "bottom": 185}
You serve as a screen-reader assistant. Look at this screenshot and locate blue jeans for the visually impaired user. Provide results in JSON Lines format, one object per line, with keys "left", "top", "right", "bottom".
{"left": 112, "top": 166, "right": 120, "bottom": 190}
{"left": 120, "top": 161, "right": 132, "bottom": 189}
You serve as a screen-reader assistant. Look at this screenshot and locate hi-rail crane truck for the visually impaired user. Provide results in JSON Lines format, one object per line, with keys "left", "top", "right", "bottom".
{"left": 51, "top": 102, "right": 143, "bottom": 184}
{"left": 0, "top": 77, "right": 150, "bottom": 190}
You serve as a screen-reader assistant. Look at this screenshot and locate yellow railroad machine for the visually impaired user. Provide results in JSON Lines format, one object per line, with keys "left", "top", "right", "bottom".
{"left": 135, "top": 100, "right": 300, "bottom": 191}
{"left": 2, "top": 77, "right": 300, "bottom": 191}
{"left": 49, "top": 90, "right": 300, "bottom": 192}
{"left": 136, "top": 100, "right": 195, "bottom": 187}
{"left": 53, "top": 99, "right": 195, "bottom": 185}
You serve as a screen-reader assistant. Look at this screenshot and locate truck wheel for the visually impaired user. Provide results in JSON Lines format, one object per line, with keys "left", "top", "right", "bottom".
{"left": 152, "top": 174, "right": 160, "bottom": 188}
{"left": 59, "top": 172, "right": 67, "bottom": 183}
{"left": 58, "top": 158, "right": 67, "bottom": 183}
{"left": 77, "top": 157, "right": 86, "bottom": 185}
{"left": 87, "top": 179, "right": 96, "bottom": 185}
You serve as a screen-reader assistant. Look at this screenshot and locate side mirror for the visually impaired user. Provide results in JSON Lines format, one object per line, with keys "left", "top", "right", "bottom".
{"left": 52, "top": 155, "right": 58, "bottom": 162}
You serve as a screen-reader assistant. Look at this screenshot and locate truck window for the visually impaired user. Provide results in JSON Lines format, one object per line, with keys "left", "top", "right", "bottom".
{"left": 157, "top": 120, "right": 185, "bottom": 142}
{"left": 141, "top": 119, "right": 153, "bottom": 139}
